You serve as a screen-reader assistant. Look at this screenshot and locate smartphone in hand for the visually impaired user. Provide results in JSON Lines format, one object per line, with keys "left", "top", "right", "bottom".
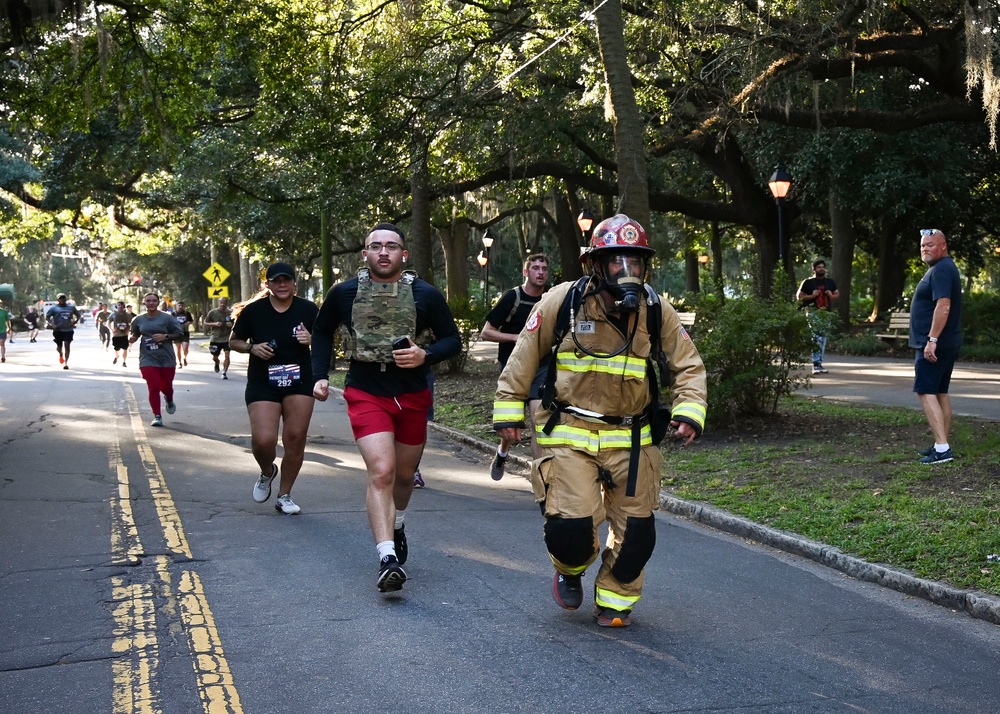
{"left": 392, "top": 337, "right": 410, "bottom": 351}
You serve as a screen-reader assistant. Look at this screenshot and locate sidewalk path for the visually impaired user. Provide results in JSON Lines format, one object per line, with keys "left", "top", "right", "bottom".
{"left": 798, "top": 355, "right": 1000, "bottom": 421}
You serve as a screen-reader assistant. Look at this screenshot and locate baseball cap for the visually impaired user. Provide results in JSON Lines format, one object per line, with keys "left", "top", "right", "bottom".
{"left": 56, "top": 293, "right": 67, "bottom": 299}
{"left": 265, "top": 262, "right": 296, "bottom": 280}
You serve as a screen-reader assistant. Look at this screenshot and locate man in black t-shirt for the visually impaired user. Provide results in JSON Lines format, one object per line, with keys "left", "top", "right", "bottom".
{"left": 480, "top": 253, "right": 549, "bottom": 479}
{"left": 796, "top": 259, "right": 840, "bottom": 374}
{"left": 909, "top": 229, "right": 963, "bottom": 464}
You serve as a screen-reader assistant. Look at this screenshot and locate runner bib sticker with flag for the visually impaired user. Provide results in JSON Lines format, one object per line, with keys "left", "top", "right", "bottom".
{"left": 268, "top": 364, "right": 301, "bottom": 388}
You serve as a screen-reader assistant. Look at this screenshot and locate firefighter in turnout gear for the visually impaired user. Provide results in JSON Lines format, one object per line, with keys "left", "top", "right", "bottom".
{"left": 493, "top": 214, "right": 707, "bottom": 627}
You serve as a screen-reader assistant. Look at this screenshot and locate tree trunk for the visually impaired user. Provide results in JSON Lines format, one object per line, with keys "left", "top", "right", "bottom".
{"left": 710, "top": 220, "right": 725, "bottom": 298}
{"left": 595, "top": 0, "right": 650, "bottom": 228}
{"left": 439, "top": 222, "right": 470, "bottom": 303}
{"left": 872, "top": 220, "right": 908, "bottom": 319}
{"left": 409, "top": 138, "right": 433, "bottom": 283}
{"left": 683, "top": 230, "right": 700, "bottom": 293}
{"left": 320, "top": 208, "right": 331, "bottom": 295}
{"left": 829, "top": 191, "right": 856, "bottom": 328}
{"left": 556, "top": 189, "right": 584, "bottom": 283}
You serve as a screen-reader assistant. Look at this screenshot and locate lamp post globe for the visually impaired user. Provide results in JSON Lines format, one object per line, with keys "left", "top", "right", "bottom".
{"left": 577, "top": 208, "right": 594, "bottom": 241}
{"left": 767, "top": 164, "right": 793, "bottom": 266}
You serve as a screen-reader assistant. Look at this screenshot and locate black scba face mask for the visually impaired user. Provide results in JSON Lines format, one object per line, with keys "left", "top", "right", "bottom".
{"left": 597, "top": 253, "right": 647, "bottom": 313}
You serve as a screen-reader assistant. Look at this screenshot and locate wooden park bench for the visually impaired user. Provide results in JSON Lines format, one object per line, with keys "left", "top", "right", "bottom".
{"left": 875, "top": 311, "right": 910, "bottom": 343}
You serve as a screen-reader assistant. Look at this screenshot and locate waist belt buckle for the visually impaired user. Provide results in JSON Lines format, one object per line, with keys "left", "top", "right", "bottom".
{"left": 620, "top": 415, "right": 635, "bottom": 427}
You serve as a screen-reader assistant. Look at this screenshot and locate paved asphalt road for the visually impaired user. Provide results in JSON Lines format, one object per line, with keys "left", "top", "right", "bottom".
{"left": 3, "top": 331, "right": 1000, "bottom": 713}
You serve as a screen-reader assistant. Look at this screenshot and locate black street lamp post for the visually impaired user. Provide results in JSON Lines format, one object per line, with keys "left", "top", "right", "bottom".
{"left": 476, "top": 251, "right": 488, "bottom": 307}
{"left": 482, "top": 230, "right": 495, "bottom": 305}
{"left": 768, "top": 164, "right": 792, "bottom": 267}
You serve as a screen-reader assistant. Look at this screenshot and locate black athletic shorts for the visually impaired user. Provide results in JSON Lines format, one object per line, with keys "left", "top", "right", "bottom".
{"left": 112, "top": 336, "right": 129, "bottom": 350}
{"left": 244, "top": 380, "right": 314, "bottom": 405}
{"left": 209, "top": 342, "right": 230, "bottom": 355}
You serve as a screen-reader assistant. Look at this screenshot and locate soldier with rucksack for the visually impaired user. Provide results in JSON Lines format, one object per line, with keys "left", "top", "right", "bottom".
{"left": 479, "top": 252, "right": 550, "bottom": 479}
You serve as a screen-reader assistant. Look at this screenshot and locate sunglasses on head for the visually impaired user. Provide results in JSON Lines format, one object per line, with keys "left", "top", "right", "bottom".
{"left": 920, "top": 228, "right": 939, "bottom": 236}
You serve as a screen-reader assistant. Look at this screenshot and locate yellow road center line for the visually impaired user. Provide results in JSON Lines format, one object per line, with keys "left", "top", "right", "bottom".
{"left": 178, "top": 570, "right": 244, "bottom": 713}
{"left": 115, "top": 384, "right": 244, "bottom": 713}
{"left": 109, "top": 434, "right": 144, "bottom": 565}
{"left": 124, "top": 385, "right": 193, "bottom": 559}
{"left": 111, "top": 575, "right": 162, "bottom": 714}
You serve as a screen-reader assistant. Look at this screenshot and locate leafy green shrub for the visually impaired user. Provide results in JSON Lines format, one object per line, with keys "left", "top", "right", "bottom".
{"left": 831, "top": 333, "right": 894, "bottom": 357}
{"left": 958, "top": 343, "right": 1000, "bottom": 363}
{"left": 691, "top": 295, "right": 813, "bottom": 424}
{"left": 443, "top": 297, "right": 490, "bottom": 374}
{"left": 963, "top": 293, "right": 1000, "bottom": 348}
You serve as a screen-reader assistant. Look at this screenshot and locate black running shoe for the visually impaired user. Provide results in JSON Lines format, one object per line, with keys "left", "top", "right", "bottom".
{"left": 490, "top": 451, "right": 508, "bottom": 481}
{"left": 377, "top": 555, "right": 407, "bottom": 593}
{"left": 552, "top": 572, "right": 583, "bottom": 610}
{"left": 394, "top": 525, "right": 408, "bottom": 565}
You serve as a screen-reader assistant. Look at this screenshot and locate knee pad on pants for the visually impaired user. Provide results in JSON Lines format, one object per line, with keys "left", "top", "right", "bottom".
{"left": 544, "top": 516, "right": 595, "bottom": 568}
{"left": 611, "top": 515, "right": 656, "bottom": 584}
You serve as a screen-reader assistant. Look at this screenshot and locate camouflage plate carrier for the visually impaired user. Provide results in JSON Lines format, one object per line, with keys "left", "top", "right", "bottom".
{"left": 341, "top": 268, "right": 418, "bottom": 370}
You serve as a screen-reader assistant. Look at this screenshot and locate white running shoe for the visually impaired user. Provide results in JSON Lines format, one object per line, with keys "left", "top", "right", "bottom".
{"left": 252, "top": 464, "right": 278, "bottom": 503}
{"left": 275, "top": 493, "right": 301, "bottom": 515}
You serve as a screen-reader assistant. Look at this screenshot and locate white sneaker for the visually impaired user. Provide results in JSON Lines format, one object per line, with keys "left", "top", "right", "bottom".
{"left": 252, "top": 464, "right": 277, "bottom": 503}
{"left": 275, "top": 493, "right": 301, "bottom": 515}
{"left": 150, "top": 415, "right": 163, "bottom": 427}
{"left": 165, "top": 400, "right": 176, "bottom": 414}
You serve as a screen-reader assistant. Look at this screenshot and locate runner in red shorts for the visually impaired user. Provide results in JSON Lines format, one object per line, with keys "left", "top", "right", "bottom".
{"left": 311, "top": 222, "right": 461, "bottom": 594}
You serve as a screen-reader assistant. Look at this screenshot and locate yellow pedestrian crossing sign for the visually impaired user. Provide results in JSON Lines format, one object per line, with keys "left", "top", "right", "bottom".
{"left": 203, "top": 262, "right": 230, "bottom": 286}
{"left": 208, "top": 286, "right": 230, "bottom": 298}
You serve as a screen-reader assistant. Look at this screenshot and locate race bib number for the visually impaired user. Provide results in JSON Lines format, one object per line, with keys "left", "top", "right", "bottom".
{"left": 177, "top": 316, "right": 188, "bottom": 325}
{"left": 268, "top": 364, "right": 301, "bottom": 388}
{"left": 142, "top": 336, "right": 160, "bottom": 350}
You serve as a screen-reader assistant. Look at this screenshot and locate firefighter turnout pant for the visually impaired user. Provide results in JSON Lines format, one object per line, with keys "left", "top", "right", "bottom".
{"left": 531, "top": 441, "right": 664, "bottom": 614}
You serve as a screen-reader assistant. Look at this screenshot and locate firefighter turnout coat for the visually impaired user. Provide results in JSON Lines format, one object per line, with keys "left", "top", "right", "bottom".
{"left": 493, "top": 279, "right": 707, "bottom": 614}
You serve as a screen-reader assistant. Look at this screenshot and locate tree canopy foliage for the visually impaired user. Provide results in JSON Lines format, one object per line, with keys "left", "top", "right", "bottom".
{"left": 2, "top": 0, "right": 1000, "bottom": 310}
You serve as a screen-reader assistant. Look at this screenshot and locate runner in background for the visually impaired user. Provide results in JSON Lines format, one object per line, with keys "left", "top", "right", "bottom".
{"left": 205, "top": 297, "right": 234, "bottom": 379}
{"left": 109, "top": 301, "right": 132, "bottom": 367}
{"left": 95, "top": 302, "right": 111, "bottom": 350}
{"left": 173, "top": 300, "right": 194, "bottom": 368}
{"left": 129, "top": 292, "right": 183, "bottom": 427}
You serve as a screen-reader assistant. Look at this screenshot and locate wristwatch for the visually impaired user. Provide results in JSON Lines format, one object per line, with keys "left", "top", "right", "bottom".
{"left": 928, "top": 336, "right": 939, "bottom": 343}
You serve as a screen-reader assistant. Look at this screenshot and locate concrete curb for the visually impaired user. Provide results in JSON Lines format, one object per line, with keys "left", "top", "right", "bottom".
{"left": 424, "top": 419, "right": 1000, "bottom": 626}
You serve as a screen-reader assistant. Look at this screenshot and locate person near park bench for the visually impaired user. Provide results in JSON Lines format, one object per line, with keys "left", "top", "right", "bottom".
{"left": 796, "top": 259, "right": 839, "bottom": 374}
{"left": 909, "top": 228, "right": 963, "bottom": 465}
